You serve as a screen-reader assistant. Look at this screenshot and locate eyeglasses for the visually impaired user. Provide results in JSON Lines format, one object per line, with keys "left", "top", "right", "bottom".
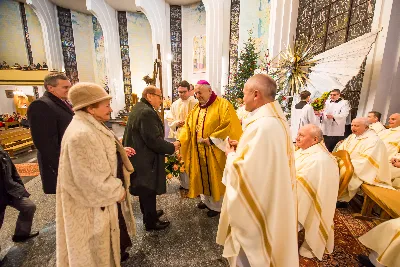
{"left": 150, "top": 93, "right": 163, "bottom": 100}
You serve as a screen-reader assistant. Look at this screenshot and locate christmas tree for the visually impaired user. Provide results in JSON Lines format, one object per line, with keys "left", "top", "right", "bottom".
{"left": 225, "top": 30, "right": 259, "bottom": 109}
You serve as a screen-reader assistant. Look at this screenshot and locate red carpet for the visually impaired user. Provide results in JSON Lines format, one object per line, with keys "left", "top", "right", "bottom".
{"left": 14, "top": 163, "right": 40, "bottom": 177}
{"left": 299, "top": 208, "right": 376, "bottom": 266}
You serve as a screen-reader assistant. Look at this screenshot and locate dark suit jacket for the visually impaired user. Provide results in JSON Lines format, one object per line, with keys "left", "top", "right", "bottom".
{"left": 0, "top": 146, "right": 29, "bottom": 222}
{"left": 27, "top": 91, "right": 74, "bottom": 194}
{"left": 123, "top": 98, "right": 175, "bottom": 195}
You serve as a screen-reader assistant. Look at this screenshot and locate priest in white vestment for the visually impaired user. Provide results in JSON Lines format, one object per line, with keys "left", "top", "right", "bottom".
{"left": 295, "top": 124, "right": 339, "bottom": 260}
{"left": 378, "top": 113, "right": 400, "bottom": 188}
{"left": 217, "top": 74, "right": 299, "bottom": 267}
{"left": 358, "top": 217, "right": 400, "bottom": 267}
{"left": 321, "top": 89, "right": 350, "bottom": 152}
{"left": 166, "top": 81, "right": 198, "bottom": 189}
{"left": 367, "top": 111, "right": 386, "bottom": 134}
{"left": 337, "top": 118, "right": 392, "bottom": 205}
{"left": 290, "top": 90, "right": 319, "bottom": 142}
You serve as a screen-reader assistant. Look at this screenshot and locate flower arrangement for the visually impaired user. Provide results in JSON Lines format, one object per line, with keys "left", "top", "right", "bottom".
{"left": 165, "top": 153, "right": 185, "bottom": 180}
{"left": 311, "top": 92, "right": 330, "bottom": 111}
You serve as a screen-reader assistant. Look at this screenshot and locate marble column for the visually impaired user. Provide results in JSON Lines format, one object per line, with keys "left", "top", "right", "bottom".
{"left": 357, "top": 0, "right": 400, "bottom": 121}
{"left": 26, "top": 0, "right": 64, "bottom": 71}
{"left": 135, "top": 0, "right": 173, "bottom": 98}
{"left": 86, "top": 0, "right": 125, "bottom": 117}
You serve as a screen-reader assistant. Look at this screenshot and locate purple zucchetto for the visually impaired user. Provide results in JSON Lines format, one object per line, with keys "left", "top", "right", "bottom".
{"left": 197, "top": 80, "right": 210, "bottom": 85}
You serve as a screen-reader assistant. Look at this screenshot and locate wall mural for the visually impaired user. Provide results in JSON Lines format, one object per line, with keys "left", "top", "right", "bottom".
{"left": 57, "top": 6, "right": 79, "bottom": 84}
{"left": 193, "top": 35, "right": 206, "bottom": 73}
{"left": 92, "top": 16, "right": 108, "bottom": 93}
{"left": 228, "top": 0, "right": 240, "bottom": 85}
{"left": 170, "top": 5, "right": 183, "bottom": 101}
{"left": 295, "top": 0, "right": 376, "bottom": 118}
{"left": 117, "top": 11, "right": 132, "bottom": 110}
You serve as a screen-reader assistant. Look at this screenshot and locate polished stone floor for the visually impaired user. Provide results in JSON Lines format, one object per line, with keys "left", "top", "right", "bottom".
{"left": 0, "top": 176, "right": 227, "bottom": 267}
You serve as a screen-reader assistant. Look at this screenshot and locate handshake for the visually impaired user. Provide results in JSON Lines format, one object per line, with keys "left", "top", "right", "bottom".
{"left": 173, "top": 141, "right": 181, "bottom": 152}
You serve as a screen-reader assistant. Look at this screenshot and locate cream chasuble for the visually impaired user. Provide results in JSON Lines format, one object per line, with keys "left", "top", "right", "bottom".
{"left": 370, "top": 121, "right": 386, "bottom": 134}
{"left": 359, "top": 218, "right": 400, "bottom": 267}
{"left": 217, "top": 101, "right": 299, "bottom": 267}
{"left": 337, "top": 130, "right": 393, "bottom": 202}
{"left": 379, "top": 126, "right": 400, "bottom": 188}
{"left": 178, "top": 96, "right": 242, "bottom": 202}
{"left": 166, "top": 96, "right": 198, "bottom": 138}
{"left": 295, "top": 143, "right": 339, "bottom": 260}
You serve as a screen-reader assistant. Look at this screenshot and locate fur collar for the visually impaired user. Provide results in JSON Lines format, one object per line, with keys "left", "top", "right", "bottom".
{"left": 74, "top": 111, "right": 114, "bottom": 140}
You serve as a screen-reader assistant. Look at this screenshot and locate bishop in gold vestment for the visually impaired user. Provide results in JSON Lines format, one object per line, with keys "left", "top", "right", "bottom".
{"left": 378, "top": 113, "right": 400, "bottom": 188}
{"left": 217, "top": 74, "right": 299, "bottom": 267}
{"left": 337, "top": 118, "right": 392, "bottom": 203}
{"left": 295, "top": 125, "right": 339, "bottom": 260}
{"left": 178, "top": 80, "right": 242, "bottom": 216}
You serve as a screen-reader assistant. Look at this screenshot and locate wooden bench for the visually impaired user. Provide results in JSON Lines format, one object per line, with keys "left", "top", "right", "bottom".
{"left": 360, "top": 184, "right": 400, "bottom": 219}
{"left": 0, "top": 129, "right": 35, "bottom": 157}
{"left": 4, "top": 121, "right": 20, "bottom": 129}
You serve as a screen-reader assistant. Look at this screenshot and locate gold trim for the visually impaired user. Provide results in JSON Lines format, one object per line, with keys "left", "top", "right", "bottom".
{"left": 233, "top": 146, "right": 274, "bottom": 266}
{"left": 359, "top": 153, "right": 380, "bottom": 169}
{"left": 297, "top": 176, "right": 329, "bottom": 243}
{"left": 378, "top": 230, "right": 400, "bottom": 262}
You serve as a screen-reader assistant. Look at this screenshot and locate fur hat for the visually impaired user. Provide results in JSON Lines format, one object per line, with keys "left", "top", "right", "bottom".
{"left": 68, "top": 82, "right": 112, "bottom": 111}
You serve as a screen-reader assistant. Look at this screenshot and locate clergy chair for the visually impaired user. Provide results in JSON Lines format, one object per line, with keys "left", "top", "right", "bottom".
{"left": 333, "top": 150, "right": 354, "bottom": 199}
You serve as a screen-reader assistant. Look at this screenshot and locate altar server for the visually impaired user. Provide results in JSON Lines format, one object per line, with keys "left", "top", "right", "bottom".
{"left": 358, "top": 217, "right": 400, "bottom": 267}
{"left": 290, "top": 90, "right": 318, "bottom": 142}
{"left": 336, "top": 118, "right": 392, "bottom": 206}
{"left": 321, "top": 89, "right": 350, "bottom": 152}
{"left": 178, "top": 80, "right": 242, "bottom": 217}
{"left": 166, "top": 80, "right": 198, "bottom": 189}
{"left": 367, "top": 111, "right": 386, "bottom": 134}
{"left": 295, "top": 124, "right": 339, "bottom": 260}
{"left": 378, "top": 113, "right": 400, "bottom": 188}
{"left": 217, "top": 74, "right": 299, "bottom": 267}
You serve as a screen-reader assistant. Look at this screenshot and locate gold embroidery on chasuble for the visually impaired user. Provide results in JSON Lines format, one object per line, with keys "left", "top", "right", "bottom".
{"left": 195, "top": 108, "right": 212, "bottom": 196}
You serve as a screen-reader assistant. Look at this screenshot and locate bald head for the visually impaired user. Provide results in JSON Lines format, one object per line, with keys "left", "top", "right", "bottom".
{"left": 351, "top": 117, "right": 370, "bottom": 136}
{"left": 142, "top": 85, "right": 163, "bottom": 109}
{"left": 243, "top": 74, "right": 277, "bottom": 112}
{"left": 388, "top": 113, "right": 400, "bottom": 128}
{"left": 296, "top": 124, "right": 323, "bottom": 150}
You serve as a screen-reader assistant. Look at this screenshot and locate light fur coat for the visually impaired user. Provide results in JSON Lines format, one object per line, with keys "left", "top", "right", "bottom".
{"left": 56, "top": 111, "right": 135, "bottom": 267}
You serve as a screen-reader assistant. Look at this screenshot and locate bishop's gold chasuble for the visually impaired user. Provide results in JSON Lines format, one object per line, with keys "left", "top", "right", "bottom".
{"left": 379, "top": 126, "right": 400, "bottom": 188}
{"left": 179, "top": 96, "right": 242, "bottom": 201}
{"left": 338, "top": 130, "right": 393, "bottom": 202}
{"left": 359, "top": 217, "right": 400, "bottom": 267}
{"left": 217, "top": 101, "right": 299, "bottom": 267}
{"left": 295, "top": 143, "right": 339, "bottom": 260}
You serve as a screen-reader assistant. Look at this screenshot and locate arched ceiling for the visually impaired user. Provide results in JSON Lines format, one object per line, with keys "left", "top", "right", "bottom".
{"left": 46, "top": 0, "right": 201, "bottom": 14}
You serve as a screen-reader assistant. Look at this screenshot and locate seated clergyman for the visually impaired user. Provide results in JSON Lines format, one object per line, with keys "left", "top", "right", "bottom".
{"left": 336, "top": 118, "right": 392, "bottom": 207}
{"left": 367, "top": 111, "right": 386, "bottom": 134}
{"left": 295, "top": 124, "right": 339, "bottom": 260}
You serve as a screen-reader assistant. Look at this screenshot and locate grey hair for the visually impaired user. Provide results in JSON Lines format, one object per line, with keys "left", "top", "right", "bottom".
{"left": 308, "top": 124, "right": 323, "bottom": 142}
{"left": 353, "top": 117, "right": 370, "bottom": 126}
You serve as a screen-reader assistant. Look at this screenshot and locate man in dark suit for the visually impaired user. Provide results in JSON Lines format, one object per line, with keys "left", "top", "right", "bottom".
{"left": 123, "top": 86, "right": 179, "bottom": 231}
{"left": 27, "top": 73, "right": 73, "bottom": 194}
{"left": 0, "top": 145, "right": 38, "bottom": 242}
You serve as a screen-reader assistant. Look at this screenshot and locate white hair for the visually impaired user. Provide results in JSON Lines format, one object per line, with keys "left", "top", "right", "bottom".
{"left": 352, "top": 117, "right": 370, "bottom": 126}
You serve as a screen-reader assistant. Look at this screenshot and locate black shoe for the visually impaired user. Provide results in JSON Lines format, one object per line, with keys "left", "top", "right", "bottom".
{"left": 336, "top": 201, "right": 348, "bottom": 209}
{"left": 145, "top": 220, "right": 170, "bottom": 231}
{"left": 12, "top": 231, "right": 39, "bottom": 242}
{"left": 121, "top": 252, "right": 129, "bottom": 262}
{"left": 197, "top": 201, "right": 207, "bottom": 209}
{"left": 156, "top": 210, "right": 164, "bottom": 218}
{"left": 357, "top": 255, "right": 374, "bottom": 267}
{"left": 207, "top": 210, "right": 220, "bottom": 217}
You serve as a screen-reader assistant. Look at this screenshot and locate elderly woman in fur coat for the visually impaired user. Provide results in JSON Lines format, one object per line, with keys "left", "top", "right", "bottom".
{"left": 56, "top": 83, "right": 136, "bottom": 267}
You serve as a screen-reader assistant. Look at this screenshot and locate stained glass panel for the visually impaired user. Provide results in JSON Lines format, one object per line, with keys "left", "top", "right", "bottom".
{"left": 328, "top": 13, "right": 349, "bottom": 34}
{"left": 311, "top": 7, "right": 329, "bottom": 28}
{"left": 314, "top": 0, "right": 330, "bottom": 13}
{"left": 170, "top": 5, "right": 183, "bottom": 101}
{"left": 326, "top": 28, "right": 346, "bottom": 50}
{"left": 228, "top": 0, "right": 240, "bottom": 86}
{"left": 330, "top": 0, "right": 351, "bottom": 18}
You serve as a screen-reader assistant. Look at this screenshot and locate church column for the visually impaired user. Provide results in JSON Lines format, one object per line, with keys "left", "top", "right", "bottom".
{"left": 203, "top": 0, "right": 231, "bottom": 95}
{"left": 86, "top": 0, "right": 125, "bottom": 116}
{"left": 135, "top": 0, "right": 173, "bottom": 98}
{"left": 268, "top": 0, "right": 299, "bottom": 58}
{"left": 357, "top": 0, "right": 400, "bottom": 121}
{"left": 26, "top": 0, "right": 64, "bottom": 71}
